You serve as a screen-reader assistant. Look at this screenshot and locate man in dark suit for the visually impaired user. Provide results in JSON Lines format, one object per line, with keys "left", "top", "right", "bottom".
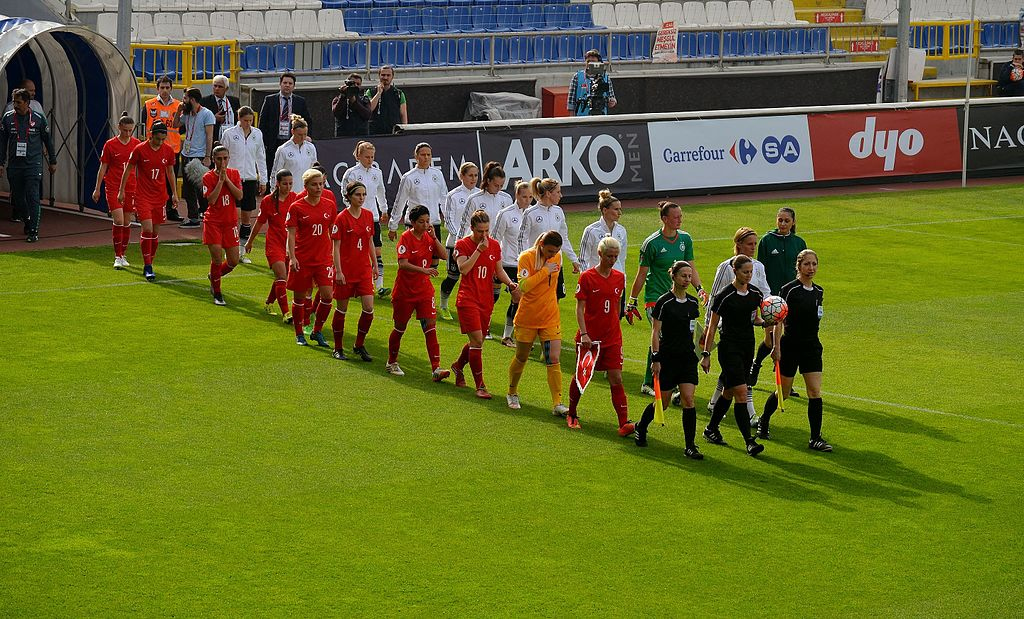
{"left": 257, "top": 72, "right": 311, "bottom": 179}
{"left": 200, "top": 74, "right": 241, "bottom": 143}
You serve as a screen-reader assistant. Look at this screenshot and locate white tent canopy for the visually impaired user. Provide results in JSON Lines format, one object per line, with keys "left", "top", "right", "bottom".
{"left": 0, "top": 14, "right": 138, "bottom": 209}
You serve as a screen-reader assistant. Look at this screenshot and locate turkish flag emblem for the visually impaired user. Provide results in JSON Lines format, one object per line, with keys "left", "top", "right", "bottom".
{"left": 574, "top": 342, "right": 601, "bottom": 394}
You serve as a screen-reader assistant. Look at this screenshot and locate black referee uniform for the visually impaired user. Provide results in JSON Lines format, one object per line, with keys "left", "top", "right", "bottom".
{"left": 706, "top": 283, "right": 764, "bottom": 448}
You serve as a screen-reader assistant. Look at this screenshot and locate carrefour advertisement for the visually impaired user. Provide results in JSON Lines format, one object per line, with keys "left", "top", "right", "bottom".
{"left": 648, "top": 116, "right": 815, "bottom": 191}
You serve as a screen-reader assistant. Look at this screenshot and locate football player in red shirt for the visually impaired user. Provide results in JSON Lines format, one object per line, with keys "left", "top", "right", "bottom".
{"left": 245, "top": 169, "right": 296, "bottom": 319}
{"left": 201, "top": 145, "right": 243, "bottom": 306}
{"left": 568, "top": 237, "right": 633, "bottom": 435}
{"left": 118, "top": 121, "right": 180, "bottom": 282}
{"left": 92, "top": 112, "right": 141, "bottom": 269}
{"left": 293, "top": 163, "right": 338, "bottom": 333}
{"left": 286, "top": 169, "right": 336, "bottom": 346}
{"left": 330, "top": 181, "right": 379, "bottom": 361}
{"left": 448, "top": 210, "right": 519, "bottom": 399}
{"left": 386, "top": 205, "right": 449, "bottom": 380}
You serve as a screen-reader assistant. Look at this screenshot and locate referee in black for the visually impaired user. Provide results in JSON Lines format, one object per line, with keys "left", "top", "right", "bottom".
{"left": 636, "top": 260, "right": 704, "bottom": 460}
{"left": 700, "top": 255, "right": 767, "bottom": 456}
{"left": 759, "top": 249, "right": 831, "bottom": 452}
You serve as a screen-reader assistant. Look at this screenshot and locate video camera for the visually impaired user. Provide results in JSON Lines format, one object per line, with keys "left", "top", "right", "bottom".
{"left": 341, "top": 79, "right": 362, "bottom": 98}
{"left": 583, "top": 61, "right": 611, "bottom": 115}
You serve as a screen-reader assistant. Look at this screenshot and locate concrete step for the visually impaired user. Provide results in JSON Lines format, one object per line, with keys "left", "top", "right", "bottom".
{"left": 910, "top": 77, "right": 998, "bottom": 100}
{"left": 794, "top": 7, "right": 865, "bottom": 23}
{"left": 792, "top": 0, "right": 846, "bottom": 8}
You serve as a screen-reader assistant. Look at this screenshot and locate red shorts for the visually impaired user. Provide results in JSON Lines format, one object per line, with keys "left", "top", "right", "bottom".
{"left": 456, "top": 303, "right": 493, "bottom": 334}
{"left": 287, "top": 263, "right": 334, "bottom": 291}
{"left": 334, "top": 277, "right": 374, "bottom": 300}
{"left": 202, "top": 221, "right": 240, "bottom": 248}
{"left": 135, "top": 201, "right": 166, "bottom": 225}
{"left": 393, "top": 296, "right": 437, "bottom": 324}
{"left": 266, "top": 253, "right": 287, "bottom": 267}
{"left": 576, "top": 335, "right": 624, "bottom": 372}
{"left": 107, "top": 192, "right": 135, "bottom": 213}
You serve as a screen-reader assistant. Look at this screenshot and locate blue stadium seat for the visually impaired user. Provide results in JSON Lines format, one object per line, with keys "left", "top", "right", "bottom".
{"left": 350, "top": 40, "right": 368, "bottom": 68}
{"left": 981, "top": 22, "right": 1000, "bottom": 48}
{"left": 347, "top": 0, "right": 371, "bottom": 7}
{"left": 491, "top": 37, "right": 510, "bottom": 63}
{"left": 677, "top": 32, "right": 697, "bottom": 58}
{"left": 522, "top": 0, "right": 545, "bottom": 4}
{"left": 475, "top": 0, "right": 499, "bottom": 5}
{"left": 567, "top": 4, "right": 601, "bottom": 30}
{"left": 458, "top": 37, "right": 486, "bottom": 64}
{"left": 521, "top": 5, "right": 545, "bottom": 30}
{"left": 628, "top": 32, "right": 651, "bottom": 59}
{"left": 424, "top": 0, "right": 448, "bottom": 7}
{"left": 722, "top": 31, "right": 741, "bottom": 56}
{"left": 323, "top": 41, "right": 346, "bottom": 69}
{"left": 274, "top": 44, "right": 296, "bottom": 70}
{"left": 243, "top": 44, "right": 274, "bottom": 72}
{"left": 397, "top": 7, "right": 428, "bottom": 32}
{"left": 370, "top": 8, "right": 400, "bottom": 34}
{"left": 406, "top": 39, "right": 430, "bottom": 65}
{"left": 192, "top": 45, "right": 216, "bottom": 79}
{"left": 399, "top": 0, "right": 424, "bottom": 6}
{"left": 785, "top": 29, "right": 806, "bottom": 54}
{"left": 1001, "top": 22, "right": 1016, "bottom": 47}
{"left": 611, "top": 33, "right": 629, "bottom": 60}
{"left": 321, "top": 0, "right": 349, "bottom": 8}
{"left": 446, "top": 6, "right": 482, "bottom": 32}
{"left": 344, "top": 8, "right": 372, "bottom": 34}
{"left": 806, "top": 27, "right": 828, "bottom": 54}
{"left": 696, "top": 31, "right": 720, "bottom": 57}
{"left": 579, "top": 33, "right": 608, "bottom": 59}
{"left": 543, "top": 4, "right": 570, "bottom": 30}
{"left": 535, "top": 34, "right": 560, "bottom": 61}
{"left": 448, "top": 0, "right": 472, "bottom": 5}
{"left": 559, "top": 34, "right": 581, "bottom": 60}
{"left": 742, "top": 30, "right": 765, "bottom": 56}
{"left": 377, "top": 39, "right": 408, "bottom": 66}
{"left": 422, "top": 7, "right": 448, "bottom": 31}
{"left": 505, "top": 35, "right": 535, "bottom": 63}
{"left": 430, "top": 38, "right": 459, "bottom": 65}
{"left": 375, "top": 0, "right": 399, "bottom": 7}
{"left": 497, "top": 5, "right": 525, "bottom": 30}
{"left": 763, "top": 29, "right": 786, "bottom": 55}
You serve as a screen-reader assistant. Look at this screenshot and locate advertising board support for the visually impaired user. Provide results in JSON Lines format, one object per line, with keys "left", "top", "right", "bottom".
{"left": 961, "top": 0, "right": 979, "bottom": 188}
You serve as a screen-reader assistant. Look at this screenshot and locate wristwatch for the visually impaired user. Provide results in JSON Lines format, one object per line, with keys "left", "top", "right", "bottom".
{"left": 701, "top": 350, "right": 711, "bottom": 357}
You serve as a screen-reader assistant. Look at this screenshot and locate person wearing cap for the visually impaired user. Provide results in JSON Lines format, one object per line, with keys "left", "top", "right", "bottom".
{"left": 0, "top": 88, "right": 57, "bottom": 243}
{"left": 332, "top": 73, "right": 371, "bottom": 137}
{"left": 567, "top": 49, "right": 617, "bottom": 116}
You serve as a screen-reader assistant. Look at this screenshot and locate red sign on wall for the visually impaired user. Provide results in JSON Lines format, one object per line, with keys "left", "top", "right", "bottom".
{"left": 850, "top": 40, "right": 880, "bottom": 52}
{"left": 807, "top": 108, "right": 962, "bottom": 180}
{"left": 815, "top": 11, "right": 845, "bottom": 23}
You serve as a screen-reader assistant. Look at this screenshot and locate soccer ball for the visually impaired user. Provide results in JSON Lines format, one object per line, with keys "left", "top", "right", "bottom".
{"left": 760, "top": 295, "right": 788, "bottom": 325}
{"left": 1012, "top": 66, "right": 1023, "bottom": 81}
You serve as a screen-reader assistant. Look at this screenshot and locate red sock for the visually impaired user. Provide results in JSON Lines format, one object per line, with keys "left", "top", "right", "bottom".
{"left": 120, "top": 225, "right": 132, "bottom": 256}
{"left": 355, "top": 310, "right": 373, "bottom": 347}
{"left": 292, "top": 301, "right": 306, "bottom": 337}
{"left": 220, "top": 261, "right": 234, "bottom": 277}
{"left": 611, "top": 383, "right": 629, "bottom": 426}
{"left": 313, "top": 299, "right": 332, "bottom": 332}
{"left": 210, "top": 261, "right": 222, "bottom": 295}
{"left": 332, "top": 308, "right": 346, "bottom": 351}
{"left": 569, "top": 379, "right": 582, "bottom": 416}
{"left": 275, "top": 280, "right": 289, "bottom": 313}
{"left": 424, "top": 325, "right": 440, "bottom": 370}
{"left": 112, "top": 223, "right": 119, "bottom": 257}
{"left": 141, "top": 236, "right": 154, "bottom": 265}
{"left": 454, "top": 343, "right": 470, "bottom": 371}
{"left": 303, "top": 295, "right": 313, "bottom": 326}
{"left": 388, "top": 327, "right": 404, "bottom": 363}
{"left": 151, "top": 235, "right": 159, "bottom": 260}
{"left": 469, "top": 346, "right": 484, "bottom": 389}
{"left": 265, "top": 281, "right": 277, "bottom": 305}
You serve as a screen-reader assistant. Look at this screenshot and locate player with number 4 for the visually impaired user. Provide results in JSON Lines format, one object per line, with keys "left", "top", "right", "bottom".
{"left": 330, "top": 181, "right": 379, "bottom": 362}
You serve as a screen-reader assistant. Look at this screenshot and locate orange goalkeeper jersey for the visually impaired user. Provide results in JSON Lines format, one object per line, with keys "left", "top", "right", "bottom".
{"left": 514, "top": 247, "right": 562, "bottom": 330}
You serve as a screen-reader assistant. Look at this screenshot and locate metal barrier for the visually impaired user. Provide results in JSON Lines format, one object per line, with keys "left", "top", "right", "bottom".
{"left": 910, "top": 20, "right": 980, "bottom": 59}
{"left": 130, "top": 40, "right": 241, "bottom": 95}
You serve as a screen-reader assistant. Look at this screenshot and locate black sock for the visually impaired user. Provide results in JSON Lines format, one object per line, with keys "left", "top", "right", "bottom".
{"left": 754, "top": 342, "right": 772, "bottom": 366}
{"left": 440, "top": 276, "right": 457, "bottom": 296}
{"left": 734, "top": 401, "right": 753, "bottom": 442}
{"left": 638, "top": 402, "right": 655, "bottom": 432}
{"left": 239, "top": 223, "right": 252, "bottom": 244}
{"left": 709, "top": 396, "right": 730, "bottom": 430}
{"left": 682, "top": 407, "right": 696, "bottom": 447}
{"left": 763, "top": 392, "right": 778, "bottom": 418}
{"left": 808, "top": 397, "right": 823, "bottom": 440}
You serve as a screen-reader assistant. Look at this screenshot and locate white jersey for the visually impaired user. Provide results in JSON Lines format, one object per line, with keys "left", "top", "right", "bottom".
{"left": 460, "top": 189, "right": 513, "bottom": 243}
{"left": 342, "top": 162, "right": 388, "bottom": 222}
{"left": 705, "top": 256, "right": 770, "bottom": 327}
{"left": 390, "top": 166, "right": 447, "bottom": 229}
{"left": 493, "top": 204, "right": 529, "bottom": 267}
{"left": 578, "top": 218, "right": 628, "bottom": 272}
{"left": 221, "top": 124, "right": 267, "bottom": 183}
{"left": 443, "top": 184, "right": 476, "bottom": 246}
{"left": 272, "top": 139, "right": 317, "bottom": 179}
{"left": 517, "top": 203, "right": 579, "bottom": 266}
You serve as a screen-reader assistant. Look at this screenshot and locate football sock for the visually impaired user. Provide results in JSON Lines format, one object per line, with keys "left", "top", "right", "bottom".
{"left": 440, "top": 275, "right": 457, "bottom": 304}
{"left": 275, "top": 280, "right": 289, "bottom": 313}
{"left": 638, "top": 403, "right": 655, "bottom": 432}
{"left": 808, "top": 397, "right": 823, "bottom": 440}
{"left": 503, "top": 303, "right": 517, "bottom": 339}
{"left": 682, "top": 407, "right": 697, "bottom": 448}
{"left": 709, "top": 377, "right": 725, "bottom": 408}
{"left": 239, "top": 223, "right": 252, "bottom": 244}
{"left": 611, "top": 383, "right": 629, "bottom": 426}
{"left": 545, "top": 363, "right": 563, "bottom": 407}
{"left": 220, "top": 261, "right": 234, "bottom": 277}
{"left": 332, "top": 308, "right": 346, "bottom": 351}
{"left": 265, "top": 281, "right": 277, "bottom": 305}
{"left": 292, "top": 301, "right": 306, "bottom": 337}
{"left": 754, "top": 342, "right": 772, "bottom": 367}
{"left": 746, "top": 386, "right": 757, "bottom": 419}
{"left": 454, "top": 343, "right": 470, "bottom": 370}
{"left": 355, "top": 310, "right": 373, "bottom": 347}
{"left": 375, "top": 257, "right": 384, "bottom": 289}
{"left": 151, "top": 235, "right": 159, "bottom": 260}
{"left": 111, "top": 223, "right": 119, "bottom": 257}
{"left": 313, "top": 299, "right": 332, "bottom": 332}
{"left": 469, "top": 346, "right": 484, "bottom": 389}
{"left": 508, "top": 355, "right": 527, "bottom": 394}
{"left": 709, "top": 396, "right": 731, "bottom": 430}
{"left": 423, "top": 325, "right": 441, "bottom": 370}
{"left": 120, "top": 224, "right": 132, "bottom": 256}
{"left": 388, "top": 326, "right": 405, "bottom": 364}
{"left": 763, "top": 392, "right": 779, "bottom": 418}
{"left": 140, "top": 235, "right": 154, "bottom": 265}
{"left": 568, "top": 379, "right": 581, "bottom": 416}
{"left": 303, "top": 294, "right": 313, "bottom": 326}
{"left": 643, "top": 348, "right": 654, "bottom": 388}
{"left": 734, "top": 401, "right": 753, "bottom": 442}
{"left": 209, "top": 261, "right": 222, "bottom": 295}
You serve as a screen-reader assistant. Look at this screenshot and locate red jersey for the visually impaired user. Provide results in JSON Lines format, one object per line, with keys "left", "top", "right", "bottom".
{"left": 256, "top": 191, "right": 296, "bottom": 258}
{"left": 393, "top": 229, "right": 440, "bottom": 303}
{"left": 129, "top": 141, "right": 176, "bottom": 208}
{"left": 574, "top": 267, "right": 626, "bottom": 347}
{"left": 202, "top": 168, "right": 242, "bottom": 226}
{"left": 100, "top": 135, "right": 141, "bottom": 195}
{"left": 285, "top": 196, "right": 335, "bottom": 267}
{"left": 454, "top": 236, "right": 502, "bottom": 311}
{"left": 331, "top": 207, "right": 375, "bottom": 281}
{"left": 295, "top": 188, "right": 337, "bottom": 212}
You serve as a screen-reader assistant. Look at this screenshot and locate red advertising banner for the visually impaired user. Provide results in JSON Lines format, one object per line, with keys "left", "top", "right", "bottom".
{"left": 815, "top": 11, "right": 845, "bottom": 23}
{"left": 850, "top": 40, "right": 880, "bottom": 52}
{"left": 807, "top": 108, "right": 962, "bottom": 180}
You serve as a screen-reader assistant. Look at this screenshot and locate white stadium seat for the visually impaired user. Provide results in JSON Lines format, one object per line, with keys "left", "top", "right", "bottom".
{"left": 294, "top": 0, "right": 322, "bottom": 9}
{"left": 153, "top": 12, "right": 185, "bottom": 42}
{"left": 73, "top": 0, "right": 111, "bottom": 13}
{"left": 131, "top": 12, "right": 154, "bottom": 41}
{"left": 614, "top": 3, "right": 642, "bottom": 28}
{"left": 591, "top": 3, "right": 618, "bottom": 27}
{"left": 946, "top": 0, "right": 970, "bottom": 18}
{"left": 661, "top": 2, "right": 684, "bottom": 24}
{"left": 210, "top": 11, "right": 243, "bottom": 39}
{"left": 772, "top": 0, "right": 804, "bottom": 23}
{"left": 682, "top": 1, "right": 709, "bottom": 25}
{"left": 96, "top": 12, "right": 118, "bottom": 39}
{"left": 727, "top": 0, "right": 753, "bottom": 24}
{"left": 750, "top": 0, "right": 778, "bottom": 23}
{"left": 864, "top": 0, "right": 887, "bottom": 21}
{"left": 182, "top": 12, "right": 212, "bottom": 40}
{"left": 638, "top": 2, "right": 664, "bottom": 27}
{"left": 133, "top": 0, "right": 161, "bottom": 10}
{"left": 264, "top": 10, "right": 294, "bottom": 40}
{"left": 923, "top": 0, "right": 950, "bottom": 19}
{"left": 237, "top": 11, "right": 268, "bottom": 40}
{"left": 160, "top": 0, "right": 189, "bottom": 10}
{"left": 290, "top": 9, "right": 320, "bottom": 40}
{"left": 705, "top": 0, "right": 730, "bottom": 25}
{"left": 318, "top": 9, "right": 347, "bottom": 37}
{"left": 241, "top": 0, "right": 272, "bottom": 10}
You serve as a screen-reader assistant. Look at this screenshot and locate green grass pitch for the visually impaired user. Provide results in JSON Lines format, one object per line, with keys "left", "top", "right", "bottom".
{"left": 1, "top": 184, "right": 1022, "bottom": 615}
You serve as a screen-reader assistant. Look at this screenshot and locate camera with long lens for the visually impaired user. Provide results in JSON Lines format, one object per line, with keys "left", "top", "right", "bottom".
{"left": 341, "top": 80, "right": 362, "bottom": 98}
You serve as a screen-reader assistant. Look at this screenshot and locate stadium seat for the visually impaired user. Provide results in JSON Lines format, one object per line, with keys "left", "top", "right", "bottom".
{"left": 323, "top": 41, "right": 346, "bottom": 68}
{"left": 295, "top": 0, "right": 323, "bottom": 9}
{"left": 1001, "top": 21, "right": 1017, "bottom": 46}
{"left": 376, "top": 0, "right": 399, "bottom": 6}
{"left": 749, "top": 0, "right": 777, "bottom": 23}
{"left": 772, "top": 0, "right": 804, "bottom": 23}
{"left": 579, "top": 33, "right": 608, "bottom": 58}
{"left": 318, "top": 8, "right": 349, "bottom": 37}
{"left": 264, "top": 10, "right": 295, "bottom": 39}
{"left": 610, "top": 32, "right": 629, "bottom": 59}
{"left": 614, "top": 3, "right": 641, "bottom": 28}
{"left": 560, "top": 33, "right": 582, "bottom": 59}
{"left": 395, "top": 7, "right": 426, "bottom": 32}
{"left": 239, "top": 0, "right": 271, "bottom": 9}
{"left": 544, "top": 4, "right": 571, "bottom": 29}
{"left": 763, "top": 27, "right": 786, "bottom": 53}
{"left": 153, "top": 12, "right": 186, "bottom": 42}
{"left": 696, "top": 30, "right": 720, "bottom": 56}
{"left": 497, "top": 5, "right": 526, "bottom": 30}
{"left": 806, "top": 27, "right": 828, "bottom": 53}
{"left": 980, "top": 21, "right": 1000, "bottom": 47}
{"left": 210, "top": 12, "right": 241, "bottom": 39}
{"left": 682, "top": 1, "right": 708, "bottom": 25}
{"left": 96, "top": 13, "right": 119, "bottom": 41}
{"left": 475, "top": 0, "right": 499, "bottom": 5}
{"left": 472, "top": 6, "right": 503, "bottom": 31}
{"left": 422, "top": 7, "right": 448, "bottom": 31}
{"left": 343, "top": 8, "right": 372, "bottom": 34}
{"left": 447, "top": 6, "right": 481, "bottom": 32}
{"left": 291, "top": 10, "right": 321, "bottom": 39}
{"left": 321, "top": 0, "right": 348, "bottom": 7}
{"left": 370, "top": 8, "right": 401, "bottom": 33}
{"left": 864, "top": 0, "right": 887, "bottom": 20}
{"left": 705, "top": 0, "right": 729, "bottom": 25}
{"left": 243, "top": 43, "right": 274, "bottom": 71}
{"left": 568, "top": 4, "right": 602, "bottom": 29}
{"left": 182, "top": 12, "right": 212, "bottom": 39}
{"left": 661, "top": 2, "right": 684, "bottom": 25}
{"left": 742, "top": 29, "right": 764, "bottom": 54}
{"left": 400, "top": 0, "right": 424, "bottom": 6}
{"left": 406, "top": 38, "right": 430, "bottom": 65}
{"left": 134, "top": 0, "right": 162, "bottom": 10}
{"left": 449, "top": 0, "right": 471, "bottom": 5}
{"left": 237, "top": 11, "right": 269, "bottom": 40}
{"left": 161, "top": 0, "right": 189, "bottom": 10}
{"left": 721, "top": 29, "right": 741, "bottom": 55}
{"left": 677, "top": 31, "right": 697, "bottom": 56}
{"left": 431, "top": 37, "right": 459, "bottom": 64}
{"left": 458, "top": 37, "right": 486, "bottom": 63}
{"left": 377, "top": 39, "right": 407, "bottom": 65}
{"left": 324, "top": 40, "right": 366, "bottom": 68}
{"left": 350, "top": 39, "right": 368, "bottom": 67}
{"left": 628, "top": 31, "right": 651, "bottom": 58}
{"left": 131, "top": 12, "right": 154, "bottom": 41}
{"left": 591, "top": 3, "right": 617, "bottom": 27}
{"left": 424, "top": 0, "right": 448, "bottom": 7}
{"left": 727, "top": 1, "right": 752, "bottom": 24}
{"left": 638, "top": 2, "right": 662, "bottom": 27}
{"left": 521, "top": 5, "right": 546, "bottom": 30}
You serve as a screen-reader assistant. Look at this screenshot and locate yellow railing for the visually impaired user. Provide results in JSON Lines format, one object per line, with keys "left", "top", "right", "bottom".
{"left": 130, "top": 40, "right": 241, "bottom": 98}
{"left": 910, "top": 20, "right": 980, "bottom": 59}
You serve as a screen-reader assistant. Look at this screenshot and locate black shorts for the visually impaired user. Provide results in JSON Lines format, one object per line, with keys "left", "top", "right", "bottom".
{"left": 779, "top": 336, "right": 823, "bottom": 377}
{"left": 240, "top": 180, "right": 259, "bottom": 212}
{"left": 446, "top": 248, "right": 460, "bottom": 279}
{"left": 659, "top": 354, "right": 699, "bottom": 388}
{"left": 373, "top": 221, "right": 382, "bottom": 248}
{"left": 503, "top": 265, "right": 517, "bottom": 291}
{"left": 717, "top": 342, "right": 754, "bottom": 390}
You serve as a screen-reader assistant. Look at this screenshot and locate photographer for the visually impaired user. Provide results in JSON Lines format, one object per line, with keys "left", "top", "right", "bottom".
{"left": 998, "top": 49, "right": 1024, "bottom": 96}
{"left": 332, "top": 73, "right": 371, "bottom": 137}
{"left": 567, "top": 49, "right": 617, "bottom": 116}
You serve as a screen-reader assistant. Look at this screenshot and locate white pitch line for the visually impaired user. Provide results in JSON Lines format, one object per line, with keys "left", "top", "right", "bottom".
{"left": 888, "top": 227, "right": 1024, "bottom": 247}
{"left": 819, "top": 391, "right": 1024, "bottom": 429}
{"left": 696, "top": 214, "right": 1024, "bottom": 242}
{"left": 0, "top": 272, "right": 265, "bottom": 296}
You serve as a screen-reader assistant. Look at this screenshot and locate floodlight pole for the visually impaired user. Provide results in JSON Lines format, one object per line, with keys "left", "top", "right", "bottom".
{"left": 961, "top": 0, "right": 978, "bottom": 188}
{"left": 895, "top": 0, "right": 910, "bottom": 102}
{"left": 116, "top": 0, "right": 132, "bottom": 57}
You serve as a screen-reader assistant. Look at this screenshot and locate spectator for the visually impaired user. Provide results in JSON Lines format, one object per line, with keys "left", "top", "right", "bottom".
{"left": 366, "top": 65, "right": 408, "bottom": 135}
{"left": 3, "top": 79, "right": 43, "bottom": 115}
{"left": 568, "top": 49, "right": 617, "bottom": 116}
{"left": 332, "top": 73, "right": 371, "bottom": 137}
{"left": 173, "top": 87, "right": 216, "bottom": 228}
{"left": 258, "top": 72, "right": 311, "bottom": 185}
{"left": 143, "top": 75, "right": 184, "bottom": 222}
{"left": 0, "top": 88, "right": 57, "bottom": 243}
{"left": 221, "top": 105, "right": 267, "bottom": 263}
{"left": 200, "top": 74, "right": 241, "bottom": 141}
{"left": 998, "top": 49, "right": 1024, "bottom": 96}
